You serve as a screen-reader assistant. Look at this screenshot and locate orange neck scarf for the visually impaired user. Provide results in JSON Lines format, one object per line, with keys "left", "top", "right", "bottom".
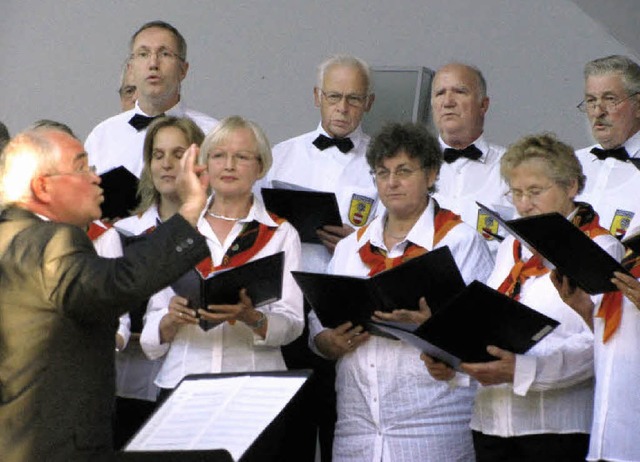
{"left": 357, "top": 202, "right": 462, "bottom": 277}
{"left": 86, "top": 221, "right": 112, "bottom": 241}
{"left": 597, "top": 251, "right": 640, "bottom": 342}
{"left": 497, "top": 202, "right": 609, "bottom": 300}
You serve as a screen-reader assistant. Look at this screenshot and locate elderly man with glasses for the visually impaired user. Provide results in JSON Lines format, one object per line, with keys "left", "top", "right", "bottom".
{"left": 574, "top": 55, "right": 640, "bottom": 239}
{"left": 0, "top": 124, "right": 209, "bottom": 462}
{"left": 259, "top": 54, "right": 379, "bottom": 462}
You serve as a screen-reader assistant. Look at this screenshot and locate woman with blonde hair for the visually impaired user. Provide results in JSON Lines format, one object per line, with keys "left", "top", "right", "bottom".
{"left": 141, "top": 116, "right": 303, "bottom": 392}
{"left": 94, "top": 116, "right": 205, "bottom": 447}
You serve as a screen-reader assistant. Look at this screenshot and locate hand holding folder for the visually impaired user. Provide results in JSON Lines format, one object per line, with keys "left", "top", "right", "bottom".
{"left": 477, "top": 201, "right": 629, "bottom": 294}
{"left": 261, "top": 187, "right": 342, "bottom": 243}
{"left": 372, "top": 281, "right": 559, "bottom": 370}
{"left": 171, "top": 252, "right": 284, "bottom": 331}
{"left": 292, "top": 246, "right": 466, "bottom": 329}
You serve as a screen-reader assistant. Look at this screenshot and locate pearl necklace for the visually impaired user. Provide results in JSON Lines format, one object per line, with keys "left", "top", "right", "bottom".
{"left": 207, "top": 211, "right": 243, "bottom": 221}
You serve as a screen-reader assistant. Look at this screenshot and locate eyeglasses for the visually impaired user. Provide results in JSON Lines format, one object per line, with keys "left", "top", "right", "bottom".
{"left": 576, "top": 92, "right": 639, "bottom": 113}
{"left": 371, "top": 166, "right": 423, "bottom": 182}
{"left": 44, "top": 165, "right": 97, "bottom": 178}
{"left": 130, "top": 48, "right": 184, "bottom": 62}
{"left": 119, "top": 85, "right": 136, "bottom": 98}
{"left": 209, "top": 151, "right": 260, "bottom": 165}
{"left": 319, "top": 89, "right": 369, "bottom": 108}
{"left": 504, "top": 184, "right": 554, "bottom": 204}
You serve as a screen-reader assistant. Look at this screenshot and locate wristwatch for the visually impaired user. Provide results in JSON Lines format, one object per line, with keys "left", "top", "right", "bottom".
{"left": 245, "top": 311, "right": 266, "bottom": 329}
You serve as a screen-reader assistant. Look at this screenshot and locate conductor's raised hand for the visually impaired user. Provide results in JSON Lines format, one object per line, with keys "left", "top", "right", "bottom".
{"left": 176, "top": 143, "right": 209, "bottom": 227}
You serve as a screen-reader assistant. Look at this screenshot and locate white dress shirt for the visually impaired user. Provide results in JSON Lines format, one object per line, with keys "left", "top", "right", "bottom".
{"left": 575, "top": 129, "right": 640, "bottom": 239}
{"left": 85, "top": 100, "right": 218, "bottom": 177}
{"left": 433, "top": 135, "right": 513, "bottom": 259}
{"left": 472, "top": 225, "right": 623, "bottom": 437}
{"left": 259, "top": 123, "right": 379, "bottom": 274}
{"left": 140, "top": 196, "right": 304, "bottom": 389}
{"left": 588, "top": 294, "right": 640, "bottom": 461}
{"left": 309, "top": 199, "right": 493, "bottom": 462}
{"left": 93, "top": 206, "right": 164, "bottom": 401}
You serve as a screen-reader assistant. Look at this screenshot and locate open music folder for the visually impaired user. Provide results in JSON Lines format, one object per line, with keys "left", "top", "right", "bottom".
{"left": 261, "top": 187, "right": 342, "bottom": 243}
{"left": 171, "top": 252, "right": 284, "bottom": 331}
{"left": 121, "top": 371, "right": 311, "bottom": 462}
{"left": 372, "top": 280, "right": 559, "bottom": 370}
{"left": 292, "top": 246, "right": 466, "bottom": 328}
{"left": 477, "top": 201, "right": 628, "bottom": 294}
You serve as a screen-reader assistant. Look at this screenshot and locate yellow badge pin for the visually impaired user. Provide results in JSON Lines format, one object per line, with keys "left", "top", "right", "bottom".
{"left": 348, "top": 194, "right": 374, "bottom": 227}
{"left": 477, "top": 210, "right": 499, "bottom": 241}
{"left": 610, "top": 209, "right": 634, "bottom": 239}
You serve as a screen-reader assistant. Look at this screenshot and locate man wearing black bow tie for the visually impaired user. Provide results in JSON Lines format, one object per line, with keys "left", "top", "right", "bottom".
{"left": 430, "top": 63, "right": 511, "bottom": 257}
{"left": 259, "top": 55, "right": 378, "bottom": 462}
{"left": 85, "top": 21, "right": 217, "bottom": 218}
{"left": 263, "top": 55, "right": 379, "bottom": 265}
{"left": 575, "top": 55, "right": 640, "bottom": 239}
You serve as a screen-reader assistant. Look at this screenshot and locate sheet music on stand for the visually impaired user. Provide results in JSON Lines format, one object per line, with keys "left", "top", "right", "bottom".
{"left": 124, "top": 371, "right": 310, "bottom": 461}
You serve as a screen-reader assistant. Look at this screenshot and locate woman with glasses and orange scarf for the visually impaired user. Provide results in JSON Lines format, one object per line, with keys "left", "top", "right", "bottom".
{"left": 309, "top": 122, "right": 494, "bottom": 462}
{"left": 425, "top": 133, "right": 624, "bottom": 462}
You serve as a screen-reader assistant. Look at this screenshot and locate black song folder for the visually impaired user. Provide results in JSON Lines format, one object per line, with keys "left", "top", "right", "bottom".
{"left": 171, "top": 252, "right": 284, "bottom": 331}
{"left": 261, "top": 188, "right": 342, "bottom": 244}
{"left": 372, "top": 280, "right": 559, "bottom": 370}
{"left": 477, "top": 201, "right": 627, "bottom": 294}
{"left": 100, "top": 166, "right": 140, "bottom": 220}
{"left": 292, "top": 246, "right": 466, "bottom": 328}
{"left": 622, "top": 232, "right": 640, "bottom": 254}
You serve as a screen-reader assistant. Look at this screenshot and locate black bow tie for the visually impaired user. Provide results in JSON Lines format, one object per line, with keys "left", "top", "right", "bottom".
{"left": 443, "top": 144, "right": 483, "bottom": 163}
{"left": 313, "top": 134, "right": 354, "bottom": 154}
{"left": 128, "top": 113, "right": 165, "bottom": 131}
{"left": 590, "top": 146, "right": 629, "bottom": 162}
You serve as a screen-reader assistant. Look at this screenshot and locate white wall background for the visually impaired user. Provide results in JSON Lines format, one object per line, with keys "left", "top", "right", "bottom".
{"left": 1, "top": 0, "right": 638, "bottom": 149}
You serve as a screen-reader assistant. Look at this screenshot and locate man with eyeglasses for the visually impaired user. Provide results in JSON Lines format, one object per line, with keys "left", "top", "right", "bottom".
{"left": 86, "top": 20, "right": 217, "bottom": 219}
{"left": 567, "top": 54, "right": 640, "bottom": 462}
{"left": 575, "top": 55, "right": 640, "bottom": 239}
{"left": 118, "top": 58, "right": 137, "bottom": 112}
{"left": 259, "top": 54, "right": 379, "bottom": 462}
{"left": 430, "top": 62, "right": 513, "bottom": 259}
{"left": 0, "top": 125, "right": 210, "bottom": 462}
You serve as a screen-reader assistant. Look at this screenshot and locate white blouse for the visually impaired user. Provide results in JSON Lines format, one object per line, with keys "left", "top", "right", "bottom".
{"left": 588, "top": 294, "right": 640, "bottom": 461}
{"left": 471, "top": 230, "right": 624, "bottom": 437}
{"left": 310, "top": 199, "right": 494, "bottom": 462}
{"left": 140, "top": 197, "right": 304, "bottom": 389}
{"left": 93, "top": 206, "right": 164, "bottom": 401}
